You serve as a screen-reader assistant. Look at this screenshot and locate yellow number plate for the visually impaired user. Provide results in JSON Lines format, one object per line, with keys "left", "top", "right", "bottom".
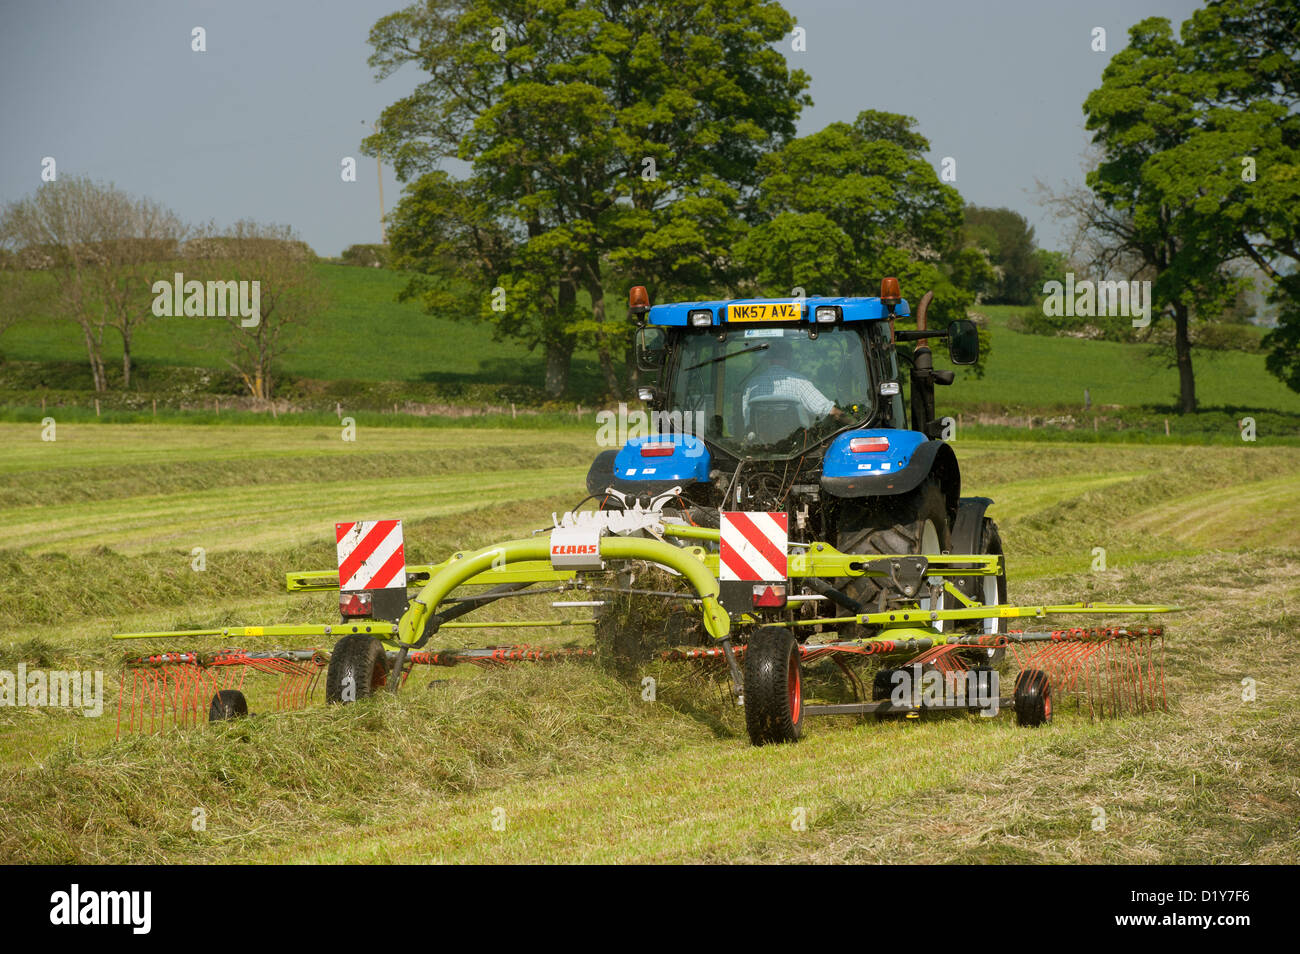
{"left": 725, "top": 301, "right": 803, "bottom": 322}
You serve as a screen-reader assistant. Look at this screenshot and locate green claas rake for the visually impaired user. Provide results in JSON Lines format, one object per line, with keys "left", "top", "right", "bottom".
{"left": 114, "top": 508, "right": 1175, "bottom": 745}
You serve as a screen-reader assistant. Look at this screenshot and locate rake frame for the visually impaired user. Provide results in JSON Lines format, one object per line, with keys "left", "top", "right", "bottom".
{"left": 112, "top": 518, "right": 1177, "bottom": 731}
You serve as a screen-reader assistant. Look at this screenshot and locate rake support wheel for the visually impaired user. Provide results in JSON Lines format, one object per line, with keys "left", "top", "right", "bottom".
{"left": 1014, "top": 668, "right": 1052, "bottom": 727}
{"left": 208, "top": 689, "right": 248, "bottom": 722}
{"left": 744, "top": 626, "right": 804, "bottom": 745}
{"left": 326, "top": 634, "right": 389, "bottom": 704}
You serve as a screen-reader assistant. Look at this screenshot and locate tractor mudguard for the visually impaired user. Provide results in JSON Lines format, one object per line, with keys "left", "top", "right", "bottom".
{"left": 588, "top": 434, "right": 710, "bottom": 501}
{"left": 949, "top": 496, "right": 995, "bottom": 554}
{"left": 586, "top": 449, "right": 620, "bottom": 497}
{"left": 586, "top": 448, "right": 701, "bottom": 500}
{"left": 820, "top": 439, "right": 960, "bottom": 513}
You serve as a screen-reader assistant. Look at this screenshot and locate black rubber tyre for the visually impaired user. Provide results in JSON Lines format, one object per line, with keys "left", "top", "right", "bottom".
{"left": 325, "top": 634, "right": 389, "bottom": 704}
{"left": 744, "top": 626, "right": 804, "bottom": 745}
{"left": 1014, "top": 668, "right": 1052, "bottom": 727}
{"left": 956, "top": 519, "right": 1003, "bottom": 647}
{"left": 963, "top": 666, "right": 999, "bottom": 712}
{"left": 871, "top": 667, "right": 903, "bottom": 701}
{"left": 208, "top": 689, "right": 248, "bottom": 722}
{"left": 836, "top": 479, "right": 951, "bottom": 626}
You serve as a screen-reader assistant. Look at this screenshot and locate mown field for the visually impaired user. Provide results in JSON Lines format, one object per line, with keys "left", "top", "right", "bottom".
{"left": 0, "top": 421, "right": 1297, "bottom": 863}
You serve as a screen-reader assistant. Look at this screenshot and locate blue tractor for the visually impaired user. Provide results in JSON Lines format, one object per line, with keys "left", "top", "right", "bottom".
{"left": 587, "top": 279, "right": 1006, "bottom": 665}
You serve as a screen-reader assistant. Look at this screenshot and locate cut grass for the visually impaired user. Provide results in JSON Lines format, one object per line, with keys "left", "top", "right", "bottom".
{"left": 0, "top": 423, "right": 1297, "bottom": 863}
{"left": 5, "top": 550, "right": 1295, "bottom": 864}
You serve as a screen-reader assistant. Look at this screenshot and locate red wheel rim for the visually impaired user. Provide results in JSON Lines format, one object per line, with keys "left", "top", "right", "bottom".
{"left": 372, "top": 659, "right": 387, "bottom": 690}
{"left": 788, "top": 648, "right": 801, "bottom": 722}
{"left": 1043, "top": 688, "right": 1052, "bottom": 720}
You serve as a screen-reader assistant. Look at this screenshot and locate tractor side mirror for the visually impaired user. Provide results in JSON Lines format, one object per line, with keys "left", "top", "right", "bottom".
{"left": 947, "top": 320, "right": 979, "bottom": 365}
{"left": 635, "top": 326, "right": 666, "bottom": 372}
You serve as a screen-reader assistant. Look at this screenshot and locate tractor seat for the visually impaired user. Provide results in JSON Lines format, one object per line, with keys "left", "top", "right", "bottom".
{"left": 746, "top": 397, "right": 806, "bottom": 445}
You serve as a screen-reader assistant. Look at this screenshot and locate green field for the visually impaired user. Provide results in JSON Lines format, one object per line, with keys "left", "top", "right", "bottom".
{"left": 4, "top": 265, "right": 1300, "bottom": 421}
{"left": 0, "top": 264, "right": 607, "bottom": 399}
{"left": 945, "top": 306, "right": 1300, "bottom": 415}
{"left": 1, "top": 422, "right": 1297, "bottom": 863}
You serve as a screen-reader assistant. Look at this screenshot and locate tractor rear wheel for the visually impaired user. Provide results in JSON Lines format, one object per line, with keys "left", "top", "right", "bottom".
{"left": 958, "top": 517, "right": 1008, "bottom": 664}
{"left": 744, "top": 626, "right": 804, "bottom": 745}
{"left": 325, "top": 634, "right": 389, "bottom": 703}
{"left": 835, "top": 478, "right": 951, "bottom": 628}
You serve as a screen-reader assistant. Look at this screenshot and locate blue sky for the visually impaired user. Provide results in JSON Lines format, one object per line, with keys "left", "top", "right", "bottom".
{"left": 0, "top": 0, "right": 1206, "bottom": 256}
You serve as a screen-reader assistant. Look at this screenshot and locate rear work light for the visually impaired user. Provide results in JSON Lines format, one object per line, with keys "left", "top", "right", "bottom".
{"left": 340, "top": 591, "right": 373, "bottom": 618}
{"left": 849, "top": 436, "right": 890, "bottom": 453}
{"left": 640, "top": 442, "right": 675, "bottom": 457}
{"left": 814, "top": 305, "right": 841, "bottom": 323}
{"left": 752, "top": 584, "right": 787, "bottom": 608}
{"left": 688, "top": 309, "right": 713, "bottom": 326}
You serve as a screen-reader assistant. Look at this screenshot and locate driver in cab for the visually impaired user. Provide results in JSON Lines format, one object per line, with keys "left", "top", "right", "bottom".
{"left": 741, "top": 338, "right": 849, "bottom": 432}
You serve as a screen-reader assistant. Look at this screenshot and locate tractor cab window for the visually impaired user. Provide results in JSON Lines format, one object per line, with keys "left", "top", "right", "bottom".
{"left": 668, "top": 325, "right": 874, "bottom": 459}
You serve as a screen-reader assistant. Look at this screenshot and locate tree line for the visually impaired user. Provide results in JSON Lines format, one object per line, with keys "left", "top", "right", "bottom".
{"left": 0, "top": 176, "right": 320, "bottom": 400}
{"left": 367, "top": 0, "right": 1299, "bottom": 410}
{"left": 4, "top": 0, "right": 1293, "bottom": 413}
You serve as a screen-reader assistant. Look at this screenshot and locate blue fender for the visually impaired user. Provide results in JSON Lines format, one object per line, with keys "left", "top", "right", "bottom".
{"left": 820, "top": 429, "right": 960, "bottom": 515}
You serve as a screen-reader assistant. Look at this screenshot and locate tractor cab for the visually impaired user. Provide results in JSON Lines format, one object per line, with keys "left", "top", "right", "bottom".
{"left": 588, "top": 280, "right": 979, "bottom": 553}
{"left": 631, "top": 281, "right": 976, "bottom": 460}
{"left": 661, "top": 318, "right": 891, "bottom": 458}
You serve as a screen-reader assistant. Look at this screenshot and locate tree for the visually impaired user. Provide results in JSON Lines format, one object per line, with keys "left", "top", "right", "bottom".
{"left": 1081, "top": 17, "right": 1243, "bottom": 413}
{"left": 961, "top": 206, "right": 1042, "bottom": 304}
{"left": 0, "top": 177, "right": 184, "bottom": 391}
{"left": 1151, "top": 0, "right": 1300, "bottom": 392}
{"left": 367, "top": 0, "right": 810, "bottom": 398}
{"left": 186, "top": 221, "right": 323, "bottom": 401}
{"left": 1032, "top": 247, "right": 1069, "bottom": 291}
{"left": 735, "top": 110, "right": 972, "bottom": 324}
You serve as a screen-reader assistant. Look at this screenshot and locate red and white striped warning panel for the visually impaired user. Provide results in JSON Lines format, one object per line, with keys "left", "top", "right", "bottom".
{"left": 336, "top": 520, "right": 406, "bottom": 592}
{"left": 719, "top": 511, "right": 788, "bottom": 582}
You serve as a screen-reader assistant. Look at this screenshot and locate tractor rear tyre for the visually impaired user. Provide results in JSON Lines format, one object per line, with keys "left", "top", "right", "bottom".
{"left": 1014, "top": 668, "right": 1052, "bottom": 727}
{"left": 744, "top": 626, "right": 804, "bottom": 745}
{"left": 958, "top": 517, "right": 1008, "bottom": 664}
{"left": 325, "top": 634, "right": 389, "bottom": 704}
{"left": 836, "top": 478, "right": 951, "bottom": 627}
{"left": 208, "top": 689, "right": 248, "bottom": 722}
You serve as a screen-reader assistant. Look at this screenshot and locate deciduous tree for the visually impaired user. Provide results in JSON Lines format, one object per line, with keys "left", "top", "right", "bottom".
{"left": 368, "top": 0, "right": 810, "bottom": 398}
